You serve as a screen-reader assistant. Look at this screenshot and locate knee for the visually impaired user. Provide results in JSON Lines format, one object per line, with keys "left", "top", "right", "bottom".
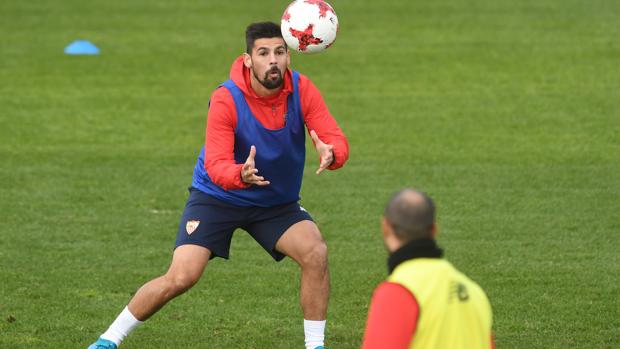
{"left": 165, "top": 271, "right": 200, "bottom": 294}
{"left": 300, "top": 241, "right": 328, "bottom": 270}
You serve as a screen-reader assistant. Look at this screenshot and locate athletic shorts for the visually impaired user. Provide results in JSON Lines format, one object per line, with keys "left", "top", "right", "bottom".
{"left": 174, "top": 187, "right": 313, "bottom": 261}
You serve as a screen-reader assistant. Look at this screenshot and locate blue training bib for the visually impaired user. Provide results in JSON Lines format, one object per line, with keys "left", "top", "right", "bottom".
{"left": 191, "top": 71, "right": 306, "bottom": 207}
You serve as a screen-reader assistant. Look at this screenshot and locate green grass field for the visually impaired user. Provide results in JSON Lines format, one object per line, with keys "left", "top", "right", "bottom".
{"left": 1, "top": 0, "right": 619, "bottom": 348}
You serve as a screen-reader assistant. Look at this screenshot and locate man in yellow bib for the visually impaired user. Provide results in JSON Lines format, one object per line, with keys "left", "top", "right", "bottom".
{"left": 361, "top": 189, "right": 495, "bottom": 349}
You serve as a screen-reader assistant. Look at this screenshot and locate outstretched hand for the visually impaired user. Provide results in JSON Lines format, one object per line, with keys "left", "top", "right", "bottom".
{"left": 241, "top": 145, "right": 270, "bottom": 186}
{"left": 310, "top": 130, "right": 334, "bottom": 175}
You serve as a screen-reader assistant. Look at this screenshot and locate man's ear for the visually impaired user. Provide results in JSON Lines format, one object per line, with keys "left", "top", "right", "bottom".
{"left": 243, "top": 52, "right": 252, "bottom": 68}
{"left": 431, "top": 222, "right": 438, "bottom": 238}
{"left": 381, "top": 217, "right": 393, "bottom": 239}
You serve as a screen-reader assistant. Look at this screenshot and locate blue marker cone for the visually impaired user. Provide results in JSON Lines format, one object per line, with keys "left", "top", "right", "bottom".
{"left": 64, "top": 40, "right": 100, "bottom": 55}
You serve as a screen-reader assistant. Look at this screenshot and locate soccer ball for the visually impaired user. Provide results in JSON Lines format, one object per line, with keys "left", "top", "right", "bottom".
{"left": 281, "top": 0, "right": 339, "bottom": 54}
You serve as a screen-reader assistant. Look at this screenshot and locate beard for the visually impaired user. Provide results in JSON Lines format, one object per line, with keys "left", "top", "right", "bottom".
{"left": 253, "top": 66, "right": 284, "bottom": 90}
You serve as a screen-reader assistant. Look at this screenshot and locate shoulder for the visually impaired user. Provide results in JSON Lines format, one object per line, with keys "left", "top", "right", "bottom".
{"left": 372, "top": 281, "right": 417, "bottom": 305}
{"left": 293, "top": 71, "right": 325, "bottom": 113}
{"left": 451, "top": 263, "right": 488, "bottom": 296}
{"left": 367, "top": 282, "right": 419, "bottom": 328}
{"left": 462, "top": 273, "right": 492, "bottom": 306}
{"left": 209, "top": 86, "right": 236, "bottom": 112}
{"left": 210, "top": 85, "right": 233, "bottom": 102}
{"left": 207, "top": 85, "right": 237, "bottom": 126}
{"left": 290, "top": 71, "right": 319, "bottom": 93}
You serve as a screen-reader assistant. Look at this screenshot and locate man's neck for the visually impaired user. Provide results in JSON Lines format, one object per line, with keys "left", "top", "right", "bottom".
{"left": 387, "top": 238, "right": 443, "bottom": 273}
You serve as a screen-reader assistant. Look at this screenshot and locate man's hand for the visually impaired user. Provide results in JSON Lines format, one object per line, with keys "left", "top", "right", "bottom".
{"left": 241, "top": 145, "right": 270, "bottom": 186}
{"left": 310, "top": 130, "right": 334, "bottom": 175}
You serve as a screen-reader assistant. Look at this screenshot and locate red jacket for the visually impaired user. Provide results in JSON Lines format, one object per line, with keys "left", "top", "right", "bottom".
{"left": 362, "top": 282, "right": 495, "bottom": 349}
{"left": 204, "top": 56, "right": 349, "bottom": 190}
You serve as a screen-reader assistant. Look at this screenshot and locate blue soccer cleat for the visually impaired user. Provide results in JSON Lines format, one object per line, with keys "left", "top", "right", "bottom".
{"left": 314, "top": 347, "right": 325, "bottom": 349}
{"left": 87, "top": 338, "right": 117, "bottom": 349}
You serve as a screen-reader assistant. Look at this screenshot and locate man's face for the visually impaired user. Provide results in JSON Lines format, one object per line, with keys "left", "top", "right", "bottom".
{"left": 244, "top": 37, "right": 290, "bottom": 90}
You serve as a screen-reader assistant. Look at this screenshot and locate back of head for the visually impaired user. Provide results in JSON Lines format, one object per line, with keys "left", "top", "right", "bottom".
{"left": 384, "top": 189, "right": 436, "bottom": 242}
{"left": 245, "top": 22, "right": 284, "bottom": 53}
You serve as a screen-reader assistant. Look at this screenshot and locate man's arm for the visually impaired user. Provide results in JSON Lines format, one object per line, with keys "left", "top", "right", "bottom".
{"left": 299, "top": 75, "right": 349, "bottom": 170}
{"left": 361, "top": 282, "right": 419, "bottom": 349}
{"left": 203, "top": 87, "right": 250, "bottom": 190}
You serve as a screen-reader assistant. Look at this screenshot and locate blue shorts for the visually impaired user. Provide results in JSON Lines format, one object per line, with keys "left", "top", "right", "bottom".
{"left": 175, "top": 188, "right": 313, "bottom": 261}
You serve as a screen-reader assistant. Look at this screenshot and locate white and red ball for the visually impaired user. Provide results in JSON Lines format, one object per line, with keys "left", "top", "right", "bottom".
{"left": 281, "top": 0, "right": 339, "bottom": 54}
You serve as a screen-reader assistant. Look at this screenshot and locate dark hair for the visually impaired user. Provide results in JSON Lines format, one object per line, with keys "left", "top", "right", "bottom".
{"left": 245, "top": 22, "right": 285, "bottom": 53}
{"left": 384, "top": 189, "right": 436, "bottom": 242}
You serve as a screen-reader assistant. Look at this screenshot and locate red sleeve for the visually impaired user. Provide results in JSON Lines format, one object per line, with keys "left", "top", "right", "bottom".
{"left": 203, "top": 87, "right": 250, "bottom": 190}
{"left": 298, "top": 75, "right": 349, "bottom": 170}
{"left": 361, "top": 282, "right": 419, "bottom": 349}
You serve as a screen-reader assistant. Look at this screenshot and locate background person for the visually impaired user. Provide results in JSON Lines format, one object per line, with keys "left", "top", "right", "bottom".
{"left": 361, "top": 189, "right": 494, "bottom": 349}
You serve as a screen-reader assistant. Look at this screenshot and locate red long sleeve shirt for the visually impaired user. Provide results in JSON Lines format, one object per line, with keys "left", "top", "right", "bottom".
{"left": 204, "top": 56, "right": 349, "bottom": 190}
{"left": 362, "top": 282, "right": 420, "bottom": 349}
{"left": 362, "top": 282, "right": 496, "bottom": 349}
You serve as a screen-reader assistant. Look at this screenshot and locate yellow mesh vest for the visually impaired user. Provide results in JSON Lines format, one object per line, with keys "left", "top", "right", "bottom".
{"left": 388, "top": 259, "right": 493, "bottom": 349}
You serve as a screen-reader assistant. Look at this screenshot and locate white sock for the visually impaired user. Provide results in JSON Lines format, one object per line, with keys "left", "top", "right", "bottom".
{"left": 100, "top": 306, "right": 143, "bottom": 346}
{"left": 304, "top": 319, "right": 326, "bottom": 349}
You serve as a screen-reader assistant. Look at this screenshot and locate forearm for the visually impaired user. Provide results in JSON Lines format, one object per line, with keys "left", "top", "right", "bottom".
{"left": 326, "top": 135, "right": 348, "bottom": 170}
{"left": 204, "top": 159, "right": 248, "bottom": 190}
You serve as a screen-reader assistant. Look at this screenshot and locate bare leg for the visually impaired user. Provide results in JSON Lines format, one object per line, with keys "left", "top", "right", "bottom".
{"left": 275, "top": 220, "right": 329, "bottom": 320}
{"left": 94, "top": 245, "right": 211, "bottom": 347}
{"left": 128, "top": 244, "right": 211, "bottom": 321}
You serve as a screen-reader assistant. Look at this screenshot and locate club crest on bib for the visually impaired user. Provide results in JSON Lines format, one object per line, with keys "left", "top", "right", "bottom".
{"left": 186, "top": 220, "right": 200, "bottom": 235}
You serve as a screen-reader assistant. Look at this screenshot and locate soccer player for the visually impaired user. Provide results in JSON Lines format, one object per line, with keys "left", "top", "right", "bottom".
{"left": 361, "top": 189, "right": 495, "bottom": 349}
{"left": 88, "top": 22, "right": 348, "bottom": 349}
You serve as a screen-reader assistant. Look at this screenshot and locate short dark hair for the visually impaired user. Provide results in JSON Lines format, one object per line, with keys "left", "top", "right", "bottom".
{"left": 245, "top": 22, "right": 285, "bottom": 53}
{"left": 384, "top": 189, "right": 436, "bottom": 242}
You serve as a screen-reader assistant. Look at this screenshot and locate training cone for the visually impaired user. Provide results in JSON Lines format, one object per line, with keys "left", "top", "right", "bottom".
{"left": 64, "top": 40, "right": 100, "bottom": 55}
